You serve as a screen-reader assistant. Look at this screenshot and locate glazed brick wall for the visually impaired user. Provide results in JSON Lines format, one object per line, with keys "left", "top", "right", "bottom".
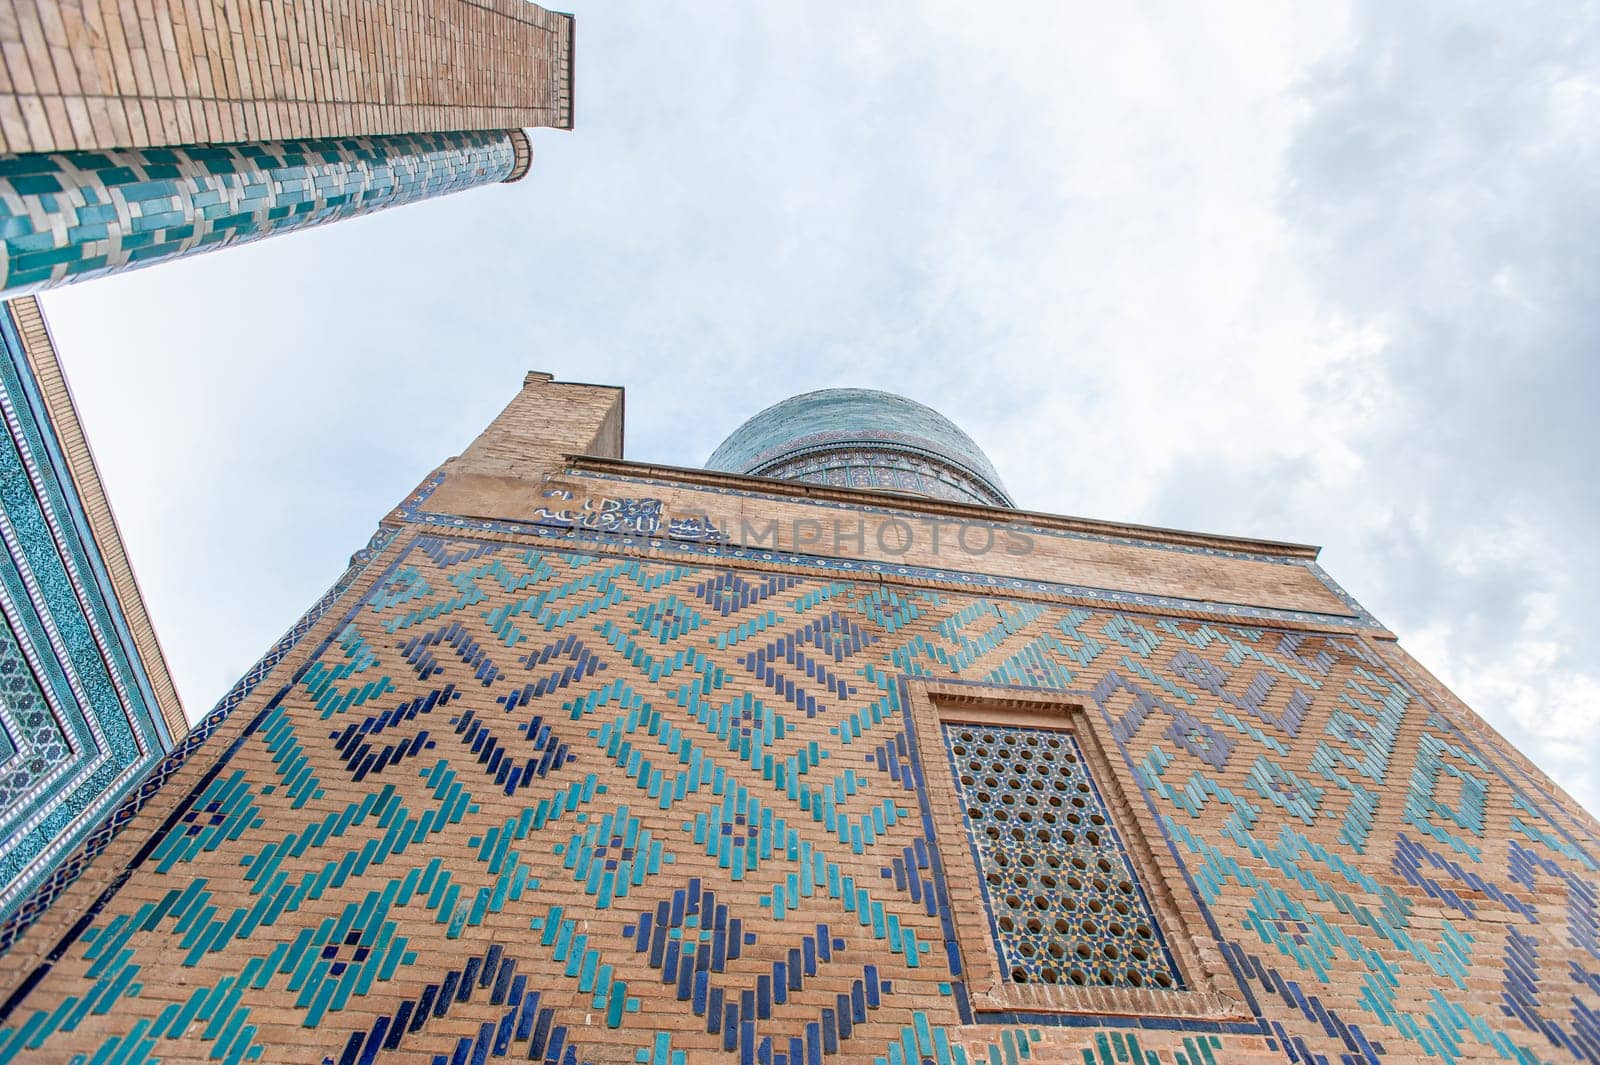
{"left": 0, "top": 0, "right": 573, "bottom": 154}
{"left": 0, "top": 374, "right": 1593, "bottom": 1065}
{"left": 1, "top": 527, "right": 1594, "bottom": 1064}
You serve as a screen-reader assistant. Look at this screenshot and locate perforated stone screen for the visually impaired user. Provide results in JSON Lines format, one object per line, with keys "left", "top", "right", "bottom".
{"left": 941, "top": 722, "right": 1183, "bottom": 990}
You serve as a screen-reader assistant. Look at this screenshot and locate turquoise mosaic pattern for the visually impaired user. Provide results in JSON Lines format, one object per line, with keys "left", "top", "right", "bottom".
{"left": 0, "top": 303, "right": 174, "bottom": 920}
{"left": 0, "top": 522, "right": 397, "bottom": 953}
{"left": 0, "top": 536, "right": 1595, "bottom": 1065}
{"left": 0, "top": 130, "right": 519, "bottom": 296}
{"left": 706, "top": 389, "right": 1015, "bottom": 507}
{"left": 943, "top": 723, "right": 1181, "bottom": 990}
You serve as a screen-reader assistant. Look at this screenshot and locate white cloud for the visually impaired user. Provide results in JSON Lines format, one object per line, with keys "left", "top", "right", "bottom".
{"left": 35, "top": 0, "right": 1598, "bottom": 814}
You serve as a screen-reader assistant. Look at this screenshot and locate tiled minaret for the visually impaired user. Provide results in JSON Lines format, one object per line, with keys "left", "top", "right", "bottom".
{"left": 0, "top": 1, "right": 571, "bottom": 295}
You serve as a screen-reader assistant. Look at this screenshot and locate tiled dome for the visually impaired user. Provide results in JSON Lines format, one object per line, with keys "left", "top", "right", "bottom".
{"left": 705, "top": 389, "right": 1013, "bottom": 508}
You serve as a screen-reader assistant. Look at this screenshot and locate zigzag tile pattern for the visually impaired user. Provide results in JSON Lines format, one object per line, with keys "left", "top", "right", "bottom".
{"left": 0, "top": 536, "right": 1595, "bottom": 1064}
{"left": 0, "top": 309, "right": 181, "bottom": 923}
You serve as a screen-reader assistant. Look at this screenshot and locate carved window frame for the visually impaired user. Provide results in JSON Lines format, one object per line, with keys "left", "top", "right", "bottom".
{"left": 906, "top": 681, "right": 1248, "bottom": 1020}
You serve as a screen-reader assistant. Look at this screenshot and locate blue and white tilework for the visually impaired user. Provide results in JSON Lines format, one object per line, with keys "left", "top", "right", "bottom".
{"left": 533, "top": 491, "right": 725, "bottom": 542}
{"left": 0, "top": 130, "right": 520, "bottom": 296}
{"left": 0, "top": 302, "right": 175, "bottom": 919}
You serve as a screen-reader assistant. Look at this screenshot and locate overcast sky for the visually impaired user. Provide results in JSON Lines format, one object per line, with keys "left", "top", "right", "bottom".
{"left": 35, "top": 1, "right": 1599, "bottom": 814}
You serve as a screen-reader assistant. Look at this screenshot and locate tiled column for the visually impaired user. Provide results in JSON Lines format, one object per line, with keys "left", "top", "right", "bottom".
{"left": 0, "top": 129, "right": 532, "bottom": 296}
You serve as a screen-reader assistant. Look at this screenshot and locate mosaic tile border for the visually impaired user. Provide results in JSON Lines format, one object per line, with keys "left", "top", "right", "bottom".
{"left": 572, "top": 468, "right": 1307, "bottom": 563}
{"left": 8, "top": 296, "right": 185, "bottom": 741}
{"left": 0, "top": 307, "right": 180, "bottom": 920}
{"left": 402, "top": 469, "right": 1385, "bottom": 631}
{"left": 0, "top": 609, "right": 74, "bottom": 817}
{"left": 0, "top": 524, "right": 399, "bottom": 955}
{"left": 753, "top": 445, "right": 1013, "bottom": 509}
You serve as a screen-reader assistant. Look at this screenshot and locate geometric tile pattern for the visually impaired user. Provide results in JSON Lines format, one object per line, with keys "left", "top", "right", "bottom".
{"left": 0, "top": 520, "right": 397, "bottom": 953}
{"left": 942, "top": 723, "right": 1181, "bottom": 991}
{"left": 0, "top": 131, "right": 520, "bottom": 297}
{"left": 0, "top": 534, "right": 1595, "bottom": 1065}
{"left": 0, "top": 304, "right": 175, "bottom": 921}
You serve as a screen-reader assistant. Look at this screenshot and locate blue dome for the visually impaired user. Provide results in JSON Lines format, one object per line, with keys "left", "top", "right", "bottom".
{"left": 705, "top": 389, "right": 1013, "bottom": 508}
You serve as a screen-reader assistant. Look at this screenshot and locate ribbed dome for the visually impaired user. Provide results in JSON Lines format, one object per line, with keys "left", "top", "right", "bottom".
{"left": 705, "top": 389, "right": 1013, "bottom": 508}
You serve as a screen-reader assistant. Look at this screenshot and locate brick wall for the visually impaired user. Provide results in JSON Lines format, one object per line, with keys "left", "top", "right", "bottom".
{"left": 452, "top": 370, "right": 624, "bottom": 479}
{"left": 1, "top": 373, "right": 1594, "bottom": 1065}
{"left": 0, "top": 0, "right": 573, "bottom": 154}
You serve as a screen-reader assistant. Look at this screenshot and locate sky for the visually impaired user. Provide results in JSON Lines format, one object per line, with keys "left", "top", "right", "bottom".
{"left": 34, "top": 1, "right": 1600, "bottom": 814}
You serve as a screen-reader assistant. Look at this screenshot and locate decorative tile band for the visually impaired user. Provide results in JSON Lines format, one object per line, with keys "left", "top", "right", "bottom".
{"left": 0, "top": 306, "right": 180, "bottom": 923}
{"left": 0, "top": 131, "right": 521, "bottom": 297}
{"left": 7, "top": 297, "right": 186, "bottom": 741}
{"left": 532, "top": 491, "right": 725, "bottom": 542}
{"left": 753, "top": 446, "right": 1013, "bottom": 509}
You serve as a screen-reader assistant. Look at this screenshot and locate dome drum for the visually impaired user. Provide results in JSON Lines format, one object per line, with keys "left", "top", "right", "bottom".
{"left": 705, "top": 389, "right": 1013, "bottom": 509}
